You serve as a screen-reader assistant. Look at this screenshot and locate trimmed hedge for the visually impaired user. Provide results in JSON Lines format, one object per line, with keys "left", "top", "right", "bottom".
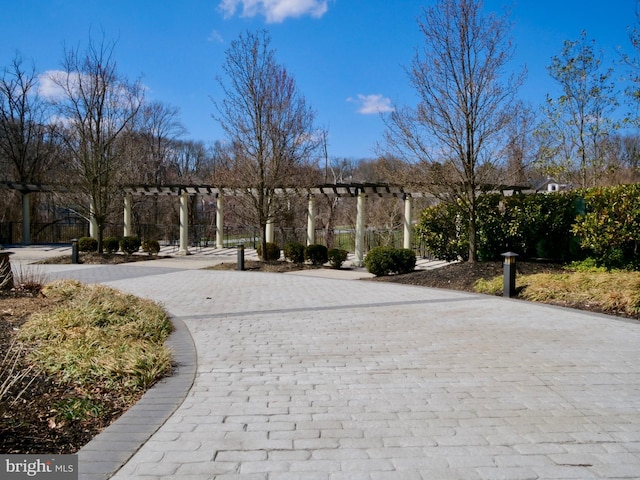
{"left": 257, "top": 242, "right": 281, "bottom": 261}
{"left": 120, "top": 236, "right": 141, "bottom": 255}
{"left": 284, "top": 242, "right": 305, "bottom": 263}
{"left": 364, "top": 246, "right": 415, "bottom": 276}
{"left": 305, "top": 244, "right": 328, "bottom": 265}
{"left": 78, "top": 237, "right": 98, "bottom": 253}
{"left": 142, "top": 239, "right": 160, "bottom": 256}
{"left": 103, "top": 236, "right": 119, "bottom": 254}
{"left": 328, "top": 248, "right": 349, "bottom": 269}
{"left": 393, "top": 248, "right": 416, "bottom": 274}
{"left": 416, "top": 184, "right": 640, "bottom": 270}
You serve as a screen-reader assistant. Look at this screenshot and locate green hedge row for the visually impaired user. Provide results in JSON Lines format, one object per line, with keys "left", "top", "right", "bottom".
{"left": 281, "top": 242, "right": 349, "bottom": 269}
{"left": 416, "top": 184, "right": 640, "bottom": 270}
{"left": 77, "top": 236, "right": 158, "bottom": 256}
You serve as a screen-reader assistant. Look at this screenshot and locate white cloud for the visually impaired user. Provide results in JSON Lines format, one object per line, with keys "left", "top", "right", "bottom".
{"left": 208, "top": 30, "right": 224, "bottom": 43}
{"left": 37, "top": 70, "right": 71, "bottom": 100}
{"left": 219, "top": 0, "right": 330, "bottom": 23}
{"left": 347, "top": 94, "right": 394, "bottom": 115}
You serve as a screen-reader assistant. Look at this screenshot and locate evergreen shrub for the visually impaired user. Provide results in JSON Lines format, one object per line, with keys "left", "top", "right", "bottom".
{"left": 103, "top": 236, "right": 119, "bottom": 254}
{"left": 257, "top": 242, "right": 281, "bottom": 261}
{"left": 328, "top": 248, "right": 349, "bottom": 269}
{"left": 120, "top": 236, "right": 141, "bottom": 255}
{"left": 305, "top": 244, "right": 328, "bottom": 265}
{"left": 142, "top": 239, "right": 160, "bottom": 256}
{"left": 392, "top": 248, "right": 416, "bottom": 274}
{"left": 78, "top": 237, "right": 98, "bottom": 253}
{"left": 364, "top": 246, "right": 396, "bottom": 276}
{"left": 283, "top": 242, "right": 305, "bottom": 263}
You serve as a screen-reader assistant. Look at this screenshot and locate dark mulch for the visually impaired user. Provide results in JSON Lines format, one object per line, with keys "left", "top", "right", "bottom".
{"left": 370, "top": 260, "right": 566, "bottom": 292}
{"left": 39, "top": 252, "right": 169, "bottom": 265}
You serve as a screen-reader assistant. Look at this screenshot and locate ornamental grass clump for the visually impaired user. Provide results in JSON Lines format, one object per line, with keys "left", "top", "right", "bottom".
{"left": 18, "top": 280, "right": 173, "bottom": 393}
{"left": 474, "top": 268, "right": 640, "bottom": 318}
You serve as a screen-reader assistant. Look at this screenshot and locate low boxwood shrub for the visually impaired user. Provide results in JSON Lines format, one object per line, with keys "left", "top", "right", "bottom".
{"left": 364, "top": 246, "right": 396, "bottom": 276}
{"left": 328, "top": 248, "right": 348, "bottom": 269}
{"left": 365, "top": 246, "right": 417, "bottom": 276}
{"left": 393, "top": 248, "right": 416, "bottom": 274}
{"left": 103, "top": 236, "right": 119, "bottom": 254}
{"left": 78, "top": 237, "right": 98, "bottom": 253}
{"left": 257, "top": 242, "right": 281, "bottom": 261}
{"left": 142, "top": 239, "right": 160, "bottom": 256}
{"left": 305, "top": 244, "right": 328, "bottom": 265}
{"left": 120, "top": 236, "right": 141, "bottom": 255}
{"left": 283, "top": 242, "right": 305, "bottom": 263}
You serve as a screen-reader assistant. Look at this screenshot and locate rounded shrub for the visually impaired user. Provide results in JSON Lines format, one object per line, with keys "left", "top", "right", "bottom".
{"left": 257, "top": 242, "right": 281, "bottom": 261}
{"left": 142, "top": 239, "right": 161, "bottom": 256}
{"left": 364, "top": 246, "right": 396, "bottom": 276}
{"left": 283, "top": 242, "right": 305, "bottom": 263}
{"left": 393, "top": 248, "right": 417, "bottom": 274}
{"left": 328, "top": 248, "right": 349, "bottom": 269}
{"left": 78, "top": 237, "right": 98, "bottom": 253}
{"left": 120, "top": 236, "right": 141, "bottom": 255}
{"left": 305, "top": 244, "right": 328, "bottom": 265}
{"left": 103, "top": 236, "right": 119, "bottom": 254}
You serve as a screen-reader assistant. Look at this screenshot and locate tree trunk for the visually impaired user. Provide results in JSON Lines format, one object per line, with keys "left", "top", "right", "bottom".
{"left": 260, "top": 223, "right": 268, "bottom": 262}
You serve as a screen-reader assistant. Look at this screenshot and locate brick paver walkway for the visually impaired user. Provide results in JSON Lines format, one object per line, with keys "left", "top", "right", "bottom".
{"left": 13, "top": 250, "right": 640, "bottom": 480}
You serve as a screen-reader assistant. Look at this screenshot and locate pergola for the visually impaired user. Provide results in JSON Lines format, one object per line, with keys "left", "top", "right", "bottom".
{"left": 0, "top": 181, "right": 62, "bottom": 245}
{"left": 122, "top": 183, "right": 436, "bottom": 266}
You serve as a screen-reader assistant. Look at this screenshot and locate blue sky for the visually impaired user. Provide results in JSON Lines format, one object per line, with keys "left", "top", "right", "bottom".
{"left": 0, "top": 0, "right": 637, "bottom": 159}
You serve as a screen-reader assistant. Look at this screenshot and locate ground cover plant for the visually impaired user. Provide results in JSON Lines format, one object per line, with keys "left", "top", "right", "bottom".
{"left": 0, "top": 279, "right": 172, "bottom": 454}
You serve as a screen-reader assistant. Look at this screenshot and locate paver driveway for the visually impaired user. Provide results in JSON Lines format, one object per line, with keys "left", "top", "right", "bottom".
{"left": 42, "top": 265, "right": 640, "bottom": 479}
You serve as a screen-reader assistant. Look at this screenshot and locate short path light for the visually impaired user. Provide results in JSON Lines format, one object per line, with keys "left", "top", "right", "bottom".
{"left": 236, "top": 244, "right": 245, "bottom": 271}
{"left": 501, "top": 251, "right": 519, "bottom": 298}
{"left": 71, "top": 238, "right": 79, "bottom": 264}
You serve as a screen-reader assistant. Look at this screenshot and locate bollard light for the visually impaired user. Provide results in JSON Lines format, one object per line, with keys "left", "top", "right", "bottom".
{"left": 71, "top": 238, "right": 79, "bottom": 264}
{"left": 501, "top": 251, "right": 518, "bottom": 298}
{"left": 236, "top": 244, "right": 245, "bottom": 271}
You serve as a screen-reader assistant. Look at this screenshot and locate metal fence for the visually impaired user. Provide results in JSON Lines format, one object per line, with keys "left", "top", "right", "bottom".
{"left": 0, "top": 221, "right": 435, "bottom": 258}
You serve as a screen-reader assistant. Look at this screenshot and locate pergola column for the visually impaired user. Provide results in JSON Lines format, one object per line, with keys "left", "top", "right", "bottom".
{"left": 266, "top": 220, "right": 275, "bottom": 244}
{"left": 216, "top": 194, "right": 224, "bottom": 249}
{"left": 354, "top": 191, "right": 366, "bottom": 267}
{"left": 89, "top": 199, "right": 98, "bottom": 239}
{"left": 178, "top": 191, "right": 189, "bottom": 255}
{"left": 123, "top": 193, "right": 132, "bottom": 237}
{"left": 21, "top": 193, "right": 31, "bottom": 245}
{"left": 403, "top": 194, "right": 412, "bottom": 250}
{"left": 306, "top": 195, "right": 316, "bottom": 246}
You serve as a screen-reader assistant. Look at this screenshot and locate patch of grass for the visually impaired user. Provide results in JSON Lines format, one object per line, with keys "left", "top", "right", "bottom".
{"left": 474, "top": 270, "right": 640, "bottom": 318}
{"left": 53, "top": 397, "right": 105, "bottom": 422}
{"left": 474, "top": 276, "right": 503, "bottom": 295}
{"left": 18, "top": 280, "right": 173, "bottom": 393}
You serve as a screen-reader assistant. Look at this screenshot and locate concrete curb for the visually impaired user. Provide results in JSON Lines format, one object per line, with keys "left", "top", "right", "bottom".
{"left": 77, "top": 316, "right": 197, "bottom": 480}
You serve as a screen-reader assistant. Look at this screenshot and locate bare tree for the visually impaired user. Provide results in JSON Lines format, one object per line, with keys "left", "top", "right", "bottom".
{"left": 134, "top": 101, "right": 186, "bottom": 184}
{"left": 384, "top": 0, "right": 524, "bottom": 262}
{"left": 213, "top": 30, "right": 321, "bottom": 259}
{"left": 51, "top": 37, "right": 143, "bottom": 252}
{"left": 504, "top": 101, "right": 536, "bottom": 186}
{"left": 0, "top": 54, "right": 57, "bottom": 184}
{"left": 540, "top": 31, "right": 618, "bottom": 188}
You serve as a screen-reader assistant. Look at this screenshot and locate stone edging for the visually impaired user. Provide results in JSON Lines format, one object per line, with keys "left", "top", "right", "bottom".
{"left": 77, "top": 316, "right": 197, "bottom": 480}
